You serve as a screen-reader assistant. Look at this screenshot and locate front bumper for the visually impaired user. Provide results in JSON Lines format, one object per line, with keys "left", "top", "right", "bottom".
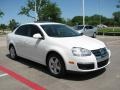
{"left": 65, "top": 49, "right": 111, "bottom": 72}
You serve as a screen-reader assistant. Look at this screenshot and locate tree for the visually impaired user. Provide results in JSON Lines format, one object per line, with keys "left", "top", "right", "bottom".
{"left": 59, "top": 18, "right": 66, "bottom": 24}
{"left": 18, "top": 0, "right": 50, "bottom": 21}
{"left": 113, "top": 11, "right": 120, "bottom": 26}
{"left": 8, "top": 19, "right": 19, "bottom": 31}
{"left": 0, "top": 24, "right": 7, "bottom": 33}
{"left": 41, "top": 3, "right": 61, "bottom": 22}
{"left": 116, "top": 0, "right": 120, "bottom": 8}
{"left": 70, "top": 15, "right": 99, "bottom": 26}
{"left": 66, "top": 19, "right": 72, "bottom": 26}
{"left": 0, "top": 9, "right": 4, "bottom": 18}
{"left": 71, "top": 16, "right": 83, "bottom": 26}
{"left": 103, "top": 18, "right": 114, "bottom": 26}
{"left": 112, "top": 0, "right": 120, "bottom": 26}
{"left": 87, "top": 15, "right": 100, "bottom": 25}
{"left": 66, "top": 14, "right": 113, "bottom": 26}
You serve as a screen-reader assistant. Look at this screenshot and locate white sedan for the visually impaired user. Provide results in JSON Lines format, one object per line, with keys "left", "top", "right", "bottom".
{"left": 73, "top": 25, "right": 97, "bottom": 38}
{"left": 7, "top": 22, "right": 111, "bottom": 77}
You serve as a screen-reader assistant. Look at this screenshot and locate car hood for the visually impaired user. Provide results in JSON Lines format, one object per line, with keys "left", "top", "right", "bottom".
{"left": 51, "top": 35, "right": 105, "bottom": 50}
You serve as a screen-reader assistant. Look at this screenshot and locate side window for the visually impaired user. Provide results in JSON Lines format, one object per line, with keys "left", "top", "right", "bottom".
{"left": 89, "top": 26, "right": 93, "bottom": 29}
{"left": 78, "top": 26, "right": 84, "bottom": 30}
{"left": 28, "top": 25, "right": 42, "bottom": 37}
{"left": 85, "top": 26, "right": 93, "bottom": 29}
{"left": 15, "top": 25, "right": 29, "bottom": 36}
{"left": 85, "top": 26, "right": 89, "bottom": 29}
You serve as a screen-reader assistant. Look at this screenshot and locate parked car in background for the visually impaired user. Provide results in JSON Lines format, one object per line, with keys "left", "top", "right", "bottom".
{"left": 73, "top": 25, "right": 97, "bottom": 38}
{"left": 7, "top": 22, "right": 111, "bottom": 77}
{"left": 97, "top": 24, "right": 108, "bottom": 29}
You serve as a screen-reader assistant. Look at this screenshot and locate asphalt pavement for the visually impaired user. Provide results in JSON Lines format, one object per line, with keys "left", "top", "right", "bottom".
{"left": 0, "top": 35, "right": 120, "bottom": 90}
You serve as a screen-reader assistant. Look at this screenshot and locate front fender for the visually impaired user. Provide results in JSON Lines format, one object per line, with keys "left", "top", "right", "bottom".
{"left": 46, "top": 46, "right": 70, "bottom": 67}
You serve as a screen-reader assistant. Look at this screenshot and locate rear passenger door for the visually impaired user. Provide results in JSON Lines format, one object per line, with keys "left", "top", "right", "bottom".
{"left": 14, "top": 25, "right": 29, "bottom": 57}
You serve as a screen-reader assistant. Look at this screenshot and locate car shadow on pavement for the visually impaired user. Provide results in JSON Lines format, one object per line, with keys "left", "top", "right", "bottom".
{"left": 63, "top": 68, "right": 106, "bottom": 81}
{"left": 6, "top": 54, "right": 50, "bottom": 74}
{"left": 6, "top": 54, "right": 106, "bottom": 81}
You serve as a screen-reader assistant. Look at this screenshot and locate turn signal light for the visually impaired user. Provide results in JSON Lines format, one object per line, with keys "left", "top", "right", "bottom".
{"left": 69, "top": 61, "right": 75, "bottom": 64}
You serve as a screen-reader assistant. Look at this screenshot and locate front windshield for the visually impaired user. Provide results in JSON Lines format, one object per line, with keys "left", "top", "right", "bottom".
{"left": 41, "top": 24, "right": 81, "bottom": 37}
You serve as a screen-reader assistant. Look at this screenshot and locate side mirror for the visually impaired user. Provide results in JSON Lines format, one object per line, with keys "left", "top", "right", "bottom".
{"left": 33, "top": 33, "right": 43, "bottom": 39}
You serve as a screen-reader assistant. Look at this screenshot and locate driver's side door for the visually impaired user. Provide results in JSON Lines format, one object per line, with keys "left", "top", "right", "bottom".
{"left": 84, "top": 26, "right": 93, "bottom": 36}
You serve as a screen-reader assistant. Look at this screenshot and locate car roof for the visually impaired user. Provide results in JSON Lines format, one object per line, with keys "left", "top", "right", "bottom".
{"left": 22, "top": 22, "right": 62, "bottom": 26}
{"left": 75, "top": 25, "right": 92, "bottom": 26}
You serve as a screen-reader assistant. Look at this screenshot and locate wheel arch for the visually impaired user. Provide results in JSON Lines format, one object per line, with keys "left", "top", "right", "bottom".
{"left": 9, "top": 43, "right": 14, "bottom": 50}
{"left": 8, "top": 43, "right": 17, "bottom": 55}
{"left": 46, "top": 50, "right": 66, "bottom": 69}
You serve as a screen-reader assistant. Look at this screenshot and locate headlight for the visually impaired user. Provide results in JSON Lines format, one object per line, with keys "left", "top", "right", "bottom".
{"left": 72, "top": 47, "right": 91, "bottom": 56}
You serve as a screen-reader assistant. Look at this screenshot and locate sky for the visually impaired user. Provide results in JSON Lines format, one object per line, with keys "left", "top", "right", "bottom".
{"left": 0, "top": 0, "right": 119, "bottom": 24}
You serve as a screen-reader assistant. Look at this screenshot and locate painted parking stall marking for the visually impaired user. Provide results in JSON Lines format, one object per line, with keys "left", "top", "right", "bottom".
{"left": 0, "top": 66, "right": 46, "bottom": 90}
{"left": 0, "top": 73, "right": 8, "bottom": 78}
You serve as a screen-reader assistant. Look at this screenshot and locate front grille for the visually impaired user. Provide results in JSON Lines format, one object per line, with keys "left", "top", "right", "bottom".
{"left": 77, "top": 63, "right": 94, "bottom": 70}
{"left": 97, "top": 59, "right": 109, "bottom": 68}
{"left": 91, "top": 48, "right": 108, "bottom": 59}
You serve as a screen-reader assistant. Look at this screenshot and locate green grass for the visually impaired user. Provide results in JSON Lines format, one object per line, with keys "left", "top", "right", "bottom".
{"left": 98, "top": 27, "right": 120, "bottom": 33}
{"left": 97, "top": 27, "right": 120, "bottom": 36}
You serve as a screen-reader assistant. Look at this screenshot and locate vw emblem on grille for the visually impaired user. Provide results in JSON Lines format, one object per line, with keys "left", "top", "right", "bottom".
{"left": 100, "top": 48, "right": 104, "bottom": 54}
{"left": 100, "top": 48, "right": 107, "bottom": 57}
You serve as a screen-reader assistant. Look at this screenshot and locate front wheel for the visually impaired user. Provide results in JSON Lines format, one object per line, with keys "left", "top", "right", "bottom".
{"left": 47, "top": 53, "right": 66, "bottom": 77}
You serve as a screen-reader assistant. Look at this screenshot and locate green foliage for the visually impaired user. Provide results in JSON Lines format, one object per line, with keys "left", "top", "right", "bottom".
{"left": 97, "top": 28, "right": 120, "bottom": 36}
{"left": 59, "top": 18, "right": 67, "bottom": 24}
{"left": 113, "top": 11, "right": 120, "bottom": 25}
{"left": 116, "top": 0, "right": 120, "bottom": 8}
{"left": 19, "top": 0, "right": 62, "bottom": 22}
{"left": 0, "top": 9, "right": 4, "bottom": 18}
{"left": 0, "top": 24, "right": 7, "bottom": 32}
{"left": 19, "top": 0, "right": 50, "bottom": 20}
{"left": 66, "top": 19, "right": 73, "bottom": 26}
{"left": 85, "top": 15, "right": 98, "bottom": 25}
{"left": 41, "top": 3, "right": 61, "bottom": 22}
{"left": 98, "top": 28, "right": 120, "bottom": 33}
{"left": 8, "top": 19, "right": 19, "bottom": 31}
{"left": 71, "top": 16, "right": 83, "bottom": 25}
{"left": 66, "top": 14, "right": 114, "bottom": 26}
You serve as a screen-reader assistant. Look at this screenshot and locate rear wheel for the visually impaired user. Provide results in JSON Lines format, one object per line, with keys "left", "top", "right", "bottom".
{"left": 47, "top": 53, "right": 66, "bottom": 77}
{"left": 92, "top": 32, "right": 96, "bottom": 38}
{"left": 9, "top": 46, "right": 17, "bottom": 59}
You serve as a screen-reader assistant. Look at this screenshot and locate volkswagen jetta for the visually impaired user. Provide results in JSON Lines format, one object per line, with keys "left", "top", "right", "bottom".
{"left": 7, "top": 22, "right": 111, "bottom": 77}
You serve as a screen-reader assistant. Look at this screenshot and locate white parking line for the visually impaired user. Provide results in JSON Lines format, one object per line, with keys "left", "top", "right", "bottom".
{"left": 0, "top": 74, "right": 8, "bottom": 78}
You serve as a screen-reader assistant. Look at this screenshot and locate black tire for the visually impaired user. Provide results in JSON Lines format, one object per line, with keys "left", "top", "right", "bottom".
{"left": 47, "top": 53, "right": 66, "bottom": 78}
{"left": 9, "top": 45, "right": 17, "bottom": 59}
{"left": 92, "top": 32, "right": 96, "bottom": 38}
